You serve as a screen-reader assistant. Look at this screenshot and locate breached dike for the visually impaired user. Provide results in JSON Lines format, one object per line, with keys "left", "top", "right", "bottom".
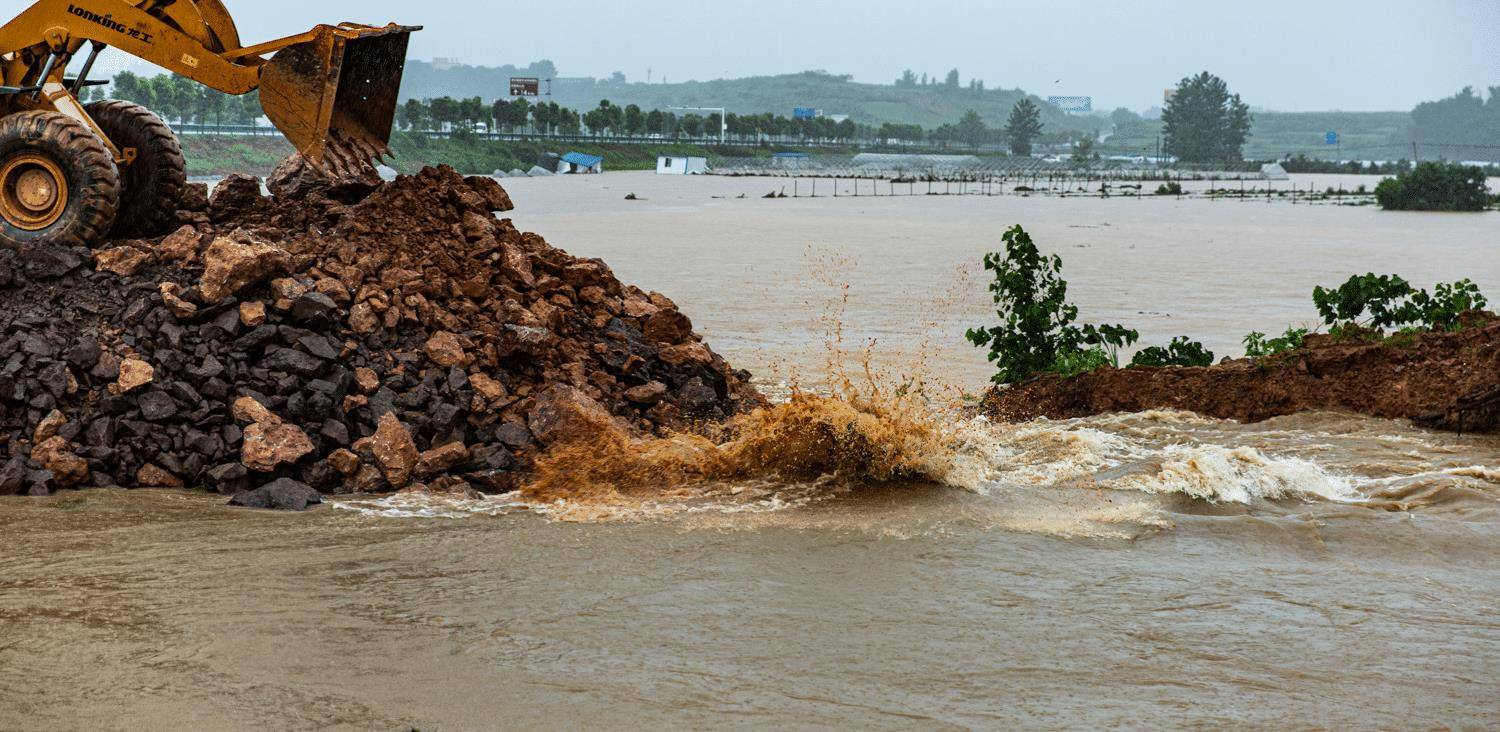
{"left": 0, "top": 162, "right": 758, "bottom": 506}
{"left": 982, "top": 317, "right": 1500, "bottom": 434}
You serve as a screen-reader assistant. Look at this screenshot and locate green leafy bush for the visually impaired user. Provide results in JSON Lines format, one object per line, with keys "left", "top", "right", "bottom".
{"left": 1411, "top": 280, "right": 1488, "bottom": 331}
{"left": 1313, "top": 273, "right": 1488, "bottom": 332}
{"left": 1312, "top": 273, "right": 1418, "bottom": 330}
{"left": 1050, "top": 347, "right": 1114, "bottom": 378}
{"left": 1154, "top": 181, "right": 1183, "bottom": 195}
{"left": 1374, "top": 162, "right": 1492, "bottom": 212}
{"left": 1130, "top": 337, "right": 1215, "bottom": 367}
{"left": 1243, "top": 327, "right": 1309, "bottom": 358}
{"left": 967, "top": 225, "right": 1139, "bottom": 384}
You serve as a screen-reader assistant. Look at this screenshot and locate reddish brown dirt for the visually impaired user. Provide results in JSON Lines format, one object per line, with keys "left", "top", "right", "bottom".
{"left": 0, "top": 162, "right": 761, "bottom": 503}
{"left": 982, "top": 317, "right": 1500, "bottom": 434}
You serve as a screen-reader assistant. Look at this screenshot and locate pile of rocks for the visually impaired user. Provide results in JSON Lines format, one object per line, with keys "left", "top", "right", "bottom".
{"left": 0, "top": 163, "right": 758, "bottom": 506}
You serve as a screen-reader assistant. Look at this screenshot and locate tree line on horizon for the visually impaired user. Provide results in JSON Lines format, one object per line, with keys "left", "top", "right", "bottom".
{"left": 89, "top": 69, "right": 1497, "bottom": 164}
{"left": 394, "top": 94, "right": 1066, "bottom": 150}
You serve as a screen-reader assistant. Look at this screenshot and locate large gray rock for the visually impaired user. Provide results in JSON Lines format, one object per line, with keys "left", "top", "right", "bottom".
{"left": 228, "top": 478, "right": 324, "bottom": 511}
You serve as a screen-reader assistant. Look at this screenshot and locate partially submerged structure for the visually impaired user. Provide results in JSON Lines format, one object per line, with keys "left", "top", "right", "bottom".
{"left": 558, "top": 152, "right": 604, "bottom": 174}
{"left": 1260, "top": 163, "right": 1290, "bottom": 180}
{"left": 657, "top": 156, "right": 710, "bottom": 175}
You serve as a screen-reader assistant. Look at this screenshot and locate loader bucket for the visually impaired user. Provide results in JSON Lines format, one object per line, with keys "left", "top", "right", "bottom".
{"left": 258, "top": 24, "right": 419, "bottom": 177}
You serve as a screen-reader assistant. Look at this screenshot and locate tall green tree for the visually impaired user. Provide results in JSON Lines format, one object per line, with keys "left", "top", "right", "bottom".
{"left": 400, "top": 98, "right": 427, "bottom": 130}
{"left": 945, "top": 69, "right": 961, "bottom": 88}
{"left": 1004, "top": 99, "right": 1043, "bottom": 155}
{"left": 1161, "top": 71, "right": 1252, "bottom": 164}
{"left": 955, "top": 110, "right": 988, "bottom": 148}
{"left": 623, "top": 104, "right": 644, "bottom": 136}
{"left": 836, "top": 117, "right": 857, "bottom": 140}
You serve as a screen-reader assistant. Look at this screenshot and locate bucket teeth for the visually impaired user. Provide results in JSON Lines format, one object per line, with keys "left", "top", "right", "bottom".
{"left": 315, "top": 130, "right": 384, "bottom": 179}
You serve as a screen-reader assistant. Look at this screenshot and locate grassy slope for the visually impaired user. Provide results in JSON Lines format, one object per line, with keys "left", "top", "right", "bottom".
{"left": 386, "top": 135, "right": 788, "bottom": 174}
{"left": 1103, "top": 111, "right": 1411, "bottom": 160}
{"left": 179, "top": 135, "right": 796, "bottom": 176}
{"left": 180, "top": 136, "right": 294, "bottom": 176}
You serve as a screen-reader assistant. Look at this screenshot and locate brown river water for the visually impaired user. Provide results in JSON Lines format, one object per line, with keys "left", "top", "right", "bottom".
{"left": 4, "top": 172, "right": 1499, "bottom": 729}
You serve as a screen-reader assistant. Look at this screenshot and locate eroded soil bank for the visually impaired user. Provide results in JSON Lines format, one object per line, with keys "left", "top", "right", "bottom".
{"left": 982, "top": 317, "right": 1500, "bottom": 433}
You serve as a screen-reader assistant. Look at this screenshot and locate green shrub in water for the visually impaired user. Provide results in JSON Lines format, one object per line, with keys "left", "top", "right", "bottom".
{"left": 1313, "top": 273, "right": 1488, "bottom": 333}
{"left": 1243, "top": 327, "right": 1309, "bottom": 358}
{"left": 1374, "top": 162, "right": 1492, "bottom": 212}
{"left": 967, "top": 225, "right": 1139, "bottom": 384}
{"left": 1130, "top": 336, "right": 1215, "bottom": 367}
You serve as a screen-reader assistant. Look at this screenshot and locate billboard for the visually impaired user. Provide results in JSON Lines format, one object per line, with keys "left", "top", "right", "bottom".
{"left": 509, "top": 77, "right": 540, "bottom": 97}
{"left": 1047, "top": 96, "right": 1093, "bottom": 114}
{"left": 793, "top": 107, "right": 819, "bottom": 120}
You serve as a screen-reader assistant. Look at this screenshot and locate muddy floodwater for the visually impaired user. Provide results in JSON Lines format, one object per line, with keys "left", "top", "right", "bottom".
{"left": 5, "top": 172, "right": 1500, "bottom": 729}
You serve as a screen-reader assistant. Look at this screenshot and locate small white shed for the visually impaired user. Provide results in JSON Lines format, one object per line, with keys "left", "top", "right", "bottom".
{"left": 657, "top": 155, "right": 709, "bottom": 175}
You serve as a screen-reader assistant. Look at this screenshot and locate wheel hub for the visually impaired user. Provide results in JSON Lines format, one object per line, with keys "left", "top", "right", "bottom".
{"left": 0, "top": 155, "right": 68, "bottom": 231}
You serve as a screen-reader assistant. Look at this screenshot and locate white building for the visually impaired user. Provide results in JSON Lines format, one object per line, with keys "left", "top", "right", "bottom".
{"left": 657, "top": 155, "right": 709, "bottom": 175}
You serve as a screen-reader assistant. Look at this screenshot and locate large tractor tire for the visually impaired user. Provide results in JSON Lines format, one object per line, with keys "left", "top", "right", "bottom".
{"left": 0, "top": 111, "right": 120, "bottom": 249}
{"left": 85, "top": 100, "right": 186, "bottom": 239}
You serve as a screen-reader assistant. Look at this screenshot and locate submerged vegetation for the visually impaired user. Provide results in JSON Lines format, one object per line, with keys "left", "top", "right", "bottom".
{"left": 1313, "top": 273, "right": 1488, "bottom": 333}
{"left": 1374, "top": 162, "right": 1494, "bottom": 211}
{"left": 1130, "top": 337, "right": 1215, "bottom": 368}
{"left": 966, "top": 226, "right": 1138, "bottom": 385}
{"left": 969, "top": 228, "right": 1491, "bottom": 384}
{"left": 1242, "top": 328, "right": 1309, "bottom": 359}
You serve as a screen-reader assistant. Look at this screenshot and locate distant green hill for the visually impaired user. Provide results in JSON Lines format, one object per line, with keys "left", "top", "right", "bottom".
{"left": 1104, "top": 111, "right": 1412, "bottom": 161}
{"left": 400, "top": 63, "right": 1092, "bottom": 133}
{"left": 405, "top": 62, "right": 1500, "bottom": 162}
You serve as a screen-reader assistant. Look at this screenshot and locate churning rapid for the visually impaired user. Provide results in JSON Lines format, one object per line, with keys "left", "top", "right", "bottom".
{"left": 4, "top": 172, "right": 1499, "bottom": 728}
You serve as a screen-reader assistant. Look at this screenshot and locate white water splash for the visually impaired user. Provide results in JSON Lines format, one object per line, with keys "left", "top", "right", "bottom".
{"left": 332, "top": 492, "right": 530, "bottom": 519}
{"left": 1110, "top": 444, "right": 1359, "bottom": 504}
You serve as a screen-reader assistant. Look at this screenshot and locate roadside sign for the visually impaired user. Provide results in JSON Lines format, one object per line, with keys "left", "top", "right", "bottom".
{"left": 1326, "top": 131, "right": 1339, "bottom": 145}
{"left": 510, "top": 77, "right": 540, "bottom": 97}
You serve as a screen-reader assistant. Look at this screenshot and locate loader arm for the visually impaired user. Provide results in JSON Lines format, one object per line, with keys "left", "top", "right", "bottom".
{"left": 0, "top": 1, "right": 261, "bottom": 95}
{"left": 0, "top": 0, "right": 418, "bottom": 174}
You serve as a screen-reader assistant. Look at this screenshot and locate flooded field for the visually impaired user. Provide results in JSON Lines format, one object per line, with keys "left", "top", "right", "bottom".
{"left": 501, "top": 171, "right": 1500, "bottom": 387}
{"left": 3, "top": 171, "right": 1499, "bottom": 729}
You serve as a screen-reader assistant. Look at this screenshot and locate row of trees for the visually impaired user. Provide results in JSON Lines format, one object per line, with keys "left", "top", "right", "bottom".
{"left": 1406, "top": 86, "right": 1500, "bottom": 161}
{"left": 921, "top": 101, "right": 1047, "bottom": 154}
{"left": 102, "top": 71, "right": 263, "bottom": 126}
{"left": 895, "top": 68, "right": 969, "bottom": 89}
{"left": 94, "top": 69, "right": 1258, "bottom": 165}
{"left": 397, "top": 95, "right": 1017, "bottom": 145}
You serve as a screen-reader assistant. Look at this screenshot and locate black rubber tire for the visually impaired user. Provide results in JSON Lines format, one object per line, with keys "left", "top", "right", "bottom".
{"left": 85, "top": 100, "right": 185, "bottom": 239}
{"left": 0, "top": 111, "right": 120, "bottom": 249}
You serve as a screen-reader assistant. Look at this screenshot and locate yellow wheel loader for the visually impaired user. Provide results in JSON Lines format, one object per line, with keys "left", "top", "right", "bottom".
{"left": 0, "top": 1, "right": 418, "bottom": 247}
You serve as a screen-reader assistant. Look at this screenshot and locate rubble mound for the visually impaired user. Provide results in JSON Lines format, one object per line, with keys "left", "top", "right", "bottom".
{"left": 0, "top": 163, "right": 759, "bottom": 504}
{"left": 982, "top": 317, "right": 1500, "bottom": 433}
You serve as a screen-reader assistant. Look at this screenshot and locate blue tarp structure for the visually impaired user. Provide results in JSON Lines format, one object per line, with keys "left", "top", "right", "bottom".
{"left": 560, "top": 152, "right": 604, "bottom": 168}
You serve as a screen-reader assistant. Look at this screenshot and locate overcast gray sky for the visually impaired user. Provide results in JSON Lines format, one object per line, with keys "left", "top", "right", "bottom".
{"left": 115, "top": 0, "right": 1500, "bottom": 111}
